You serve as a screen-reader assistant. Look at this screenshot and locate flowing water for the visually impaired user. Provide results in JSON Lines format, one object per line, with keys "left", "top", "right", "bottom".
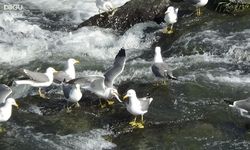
{"left": 0, "top": 0, "right": 250, "bottom": 149}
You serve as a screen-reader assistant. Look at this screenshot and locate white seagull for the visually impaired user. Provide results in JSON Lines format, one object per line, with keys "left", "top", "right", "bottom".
{"left": 53, "top": 58, "right": 80, "bottom": 83}
{"left": 62, "top": 83, "right": 82, "bottom": 111}
{"left": 123, "top": 89, "right": 153, "bottom": 128}
{"left": 0, "top": 84, "right": 18, "bottom": 122}
{"left": 15, "top": 67, "right": 57, "bottom": 98}
{"left": 186, "top": 0, "right": 208, "bottom": 16}
{"left": 151, "top": 47, "right": 177, "bottom": 84}
{"left": 68, "top": 48, "right": 126, "bottom": 107}
{"left": 96, "top": 0, "right": 117, "bottom": 17}
{"left": 163, "top": 6, "right": 178, "bottom": 34}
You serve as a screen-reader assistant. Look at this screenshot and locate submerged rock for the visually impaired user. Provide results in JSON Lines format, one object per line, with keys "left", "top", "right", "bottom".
{"left": 76, "top": 0, "right": 170, "bottom": 32}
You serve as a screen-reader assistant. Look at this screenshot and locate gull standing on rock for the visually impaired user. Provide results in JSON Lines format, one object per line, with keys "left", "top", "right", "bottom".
{"left": 151, "top": 47, "right": 177, "bottom": 84}
{"left": 123, "top": 89, "right": 153, "bottom": 128}
{"left": 14, "top": 67, "right": 57, "bottom": 98}
{"left": 0, "top": 84, "right": 18, "bottom": 122}
{"left": 163, "top": 6, "right": 178, "bottom": 34}
{"left": 186, "top": 0, "right": 208, "bottom": 16}
{"left": 69, "top": 48, "right": 126, "bottom": 107}
{"left": 53, "top": 58, "right": 80, "bottom": 83}
{"left": 96, "top": 0, "right": 117, "bottom": 17}
{"left": 62, "top": 83, "right": 82, "bottom": 112}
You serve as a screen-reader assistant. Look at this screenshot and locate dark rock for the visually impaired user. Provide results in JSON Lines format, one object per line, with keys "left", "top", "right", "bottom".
{"left": 207, "top": 0, "right": 250, "bottom": 14}
{"left": 76, "top": 0, "right": 170, "bottom": 32}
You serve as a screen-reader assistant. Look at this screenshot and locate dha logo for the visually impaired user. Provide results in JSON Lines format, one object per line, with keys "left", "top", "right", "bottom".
{"left": 4, "top": 4, "right": 24, "bottom": 11}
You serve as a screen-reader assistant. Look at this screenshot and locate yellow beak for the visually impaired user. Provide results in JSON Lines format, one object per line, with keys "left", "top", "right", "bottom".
{"left": 75, "top": 60, "right": 80, "bottom": 64}
{"left": 15, "top": 103, "right": 19, "bottom": 109}
{"left": 123, "top": 95, "right": 128, "bottom": 100}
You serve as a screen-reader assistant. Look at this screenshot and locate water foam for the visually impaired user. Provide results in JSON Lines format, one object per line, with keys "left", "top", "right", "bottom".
{"left": 23, "top": 0, "right": 131, "bottom": 22}
{"left": 0, "top": 10, "right": 156, "bottom": 66}
{"left": 8, "top": 125, "right": 116, "bottom": 150}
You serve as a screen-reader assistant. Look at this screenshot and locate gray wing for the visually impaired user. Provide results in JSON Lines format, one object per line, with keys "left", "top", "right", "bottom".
{"left": 151, "top": 63, "right": 177, "bottom": 80}
{"left": 104, "top": 48, "right": 126, "bottom": 87}
{"left": 23, "top": 69, "right": 49, "bottom": 82}
{"left": 54, "top": 71, "right": 71, "bottom": 83}
{"left": 68, "top": 75, "right": 104, "bottom": 87}
{"left": 235, "top": 98, "right": 250, "bottom": 112}
{"left": 89, "top": 77, "right": 106, "bottom": 95}
{"left": 0, "top": 84, "right": 12, "bottom": 103}
{"left": 139, "top": 97, "right": 153, "bottom": 112}
{"left": 62, "top": 83, "right": 73, "bottom": 99}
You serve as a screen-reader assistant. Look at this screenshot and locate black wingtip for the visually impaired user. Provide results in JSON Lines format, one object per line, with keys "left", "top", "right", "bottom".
{"left": 116, "top": 48, "right": 126, "bottom": 58}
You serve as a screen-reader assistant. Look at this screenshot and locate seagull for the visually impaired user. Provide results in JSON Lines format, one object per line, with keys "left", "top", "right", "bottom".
{"left": 68, "top": 48, "right": 126, "bottom": 107}
{"left": 96, "top": 0, "right": 117, "bottom": 17}
{"left": 14, "top": 67, "right": 57, "bottom": 98}
{"left": 123, "top": 89, "right": 153, "bottom": 128}
{"left": 0, "top": 84, "right": 18, "bottom": 122}
{"left": 229, "top": 97, "right": 250, "bottom": 119}
{"left": 62, "top": 83, "right": 82, "bottom": 112}
{"left": 163, "top": 6, "right": 178, "bottom": 34}
{"left": 53, "top": 58, "right": 80, "bottom": 83}
{"left": 151, "top": 47, "right": 177, "bottom": 84}
{"left": 186, "top": 0, "right": 208, "bottom": 16}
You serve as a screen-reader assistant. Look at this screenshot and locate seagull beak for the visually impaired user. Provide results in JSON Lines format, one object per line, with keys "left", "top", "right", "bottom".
{"left": 75, "top": 60, "right": 80, "bottom": 64}
{"left": 123, "top": 95, "right": 128, "bottom": 100}
{"left": 112, "top": 91, "right": 122, "bottom": 102}
{"left": 165, "top": 12, "right": 169, "bottom": 14}
{"left": 14, "top": 102, "right": 19, "bottom": 109}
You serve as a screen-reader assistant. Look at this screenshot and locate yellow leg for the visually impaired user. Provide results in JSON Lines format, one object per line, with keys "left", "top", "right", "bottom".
{"left": 66, "top": 102, "right": 72, "bottom": 113}
{"left": 135, "top": 115, "right": 145, "bottom": 128}
{"left": 38, "top": 88, "right": 47, "bottom": 99}
{"left": 129, "top": 116, "right": 137, "bottom": 126}
{"left": 99, "top": 99, "right": 106, "bottom": 108}
{"left": 196, "top": 7, "right": 202, "bottom": 16}
{"left": 162, "top": 26, "right": 169, "bottom": 34}
{"left": 0, "top": 127, "right": 6, "bottom": 133}
{"left": 141, "top": 115, "right": 144, "bottom": 123}
{"left": 106, "top": 99, "right": 115, "bottom": 105}
{"left": 167, "top": 24, "right": 174, "bottom": 34}
{"left": 75, "top": 102, "right": 80, "bottom": 108}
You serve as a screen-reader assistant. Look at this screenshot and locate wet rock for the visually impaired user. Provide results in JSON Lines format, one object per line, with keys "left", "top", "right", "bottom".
{"left": 76, "top": 0, "right": 170, "bottom": 32}
{"left": 76, "top": 0, "right": 250, "bottom": 33}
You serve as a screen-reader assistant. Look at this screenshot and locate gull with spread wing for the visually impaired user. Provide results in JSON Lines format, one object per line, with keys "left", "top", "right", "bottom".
{"left": 68, "top": 48, "right": 126, "bottom": 107}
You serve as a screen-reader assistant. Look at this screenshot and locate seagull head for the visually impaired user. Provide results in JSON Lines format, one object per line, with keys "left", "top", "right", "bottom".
{"left": 165, "top": 6, "right": 178, "bottom": 14}
{"left": 154, "top": 46, "right": 163, "bottom": 63}
{"left": 75, "top": 84, "right": 81, "bottom": 89}
{"left": 46, "top": 67, "right": 58, "bottom": 74}
{"left": 123, "top": 89, "right": 137, "bottom": 100}
{"left": 68, "top": 58, "right": 80, "bottom": 65}
{"left": 6, "top": 98, "right": 18, "bottom": 108}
